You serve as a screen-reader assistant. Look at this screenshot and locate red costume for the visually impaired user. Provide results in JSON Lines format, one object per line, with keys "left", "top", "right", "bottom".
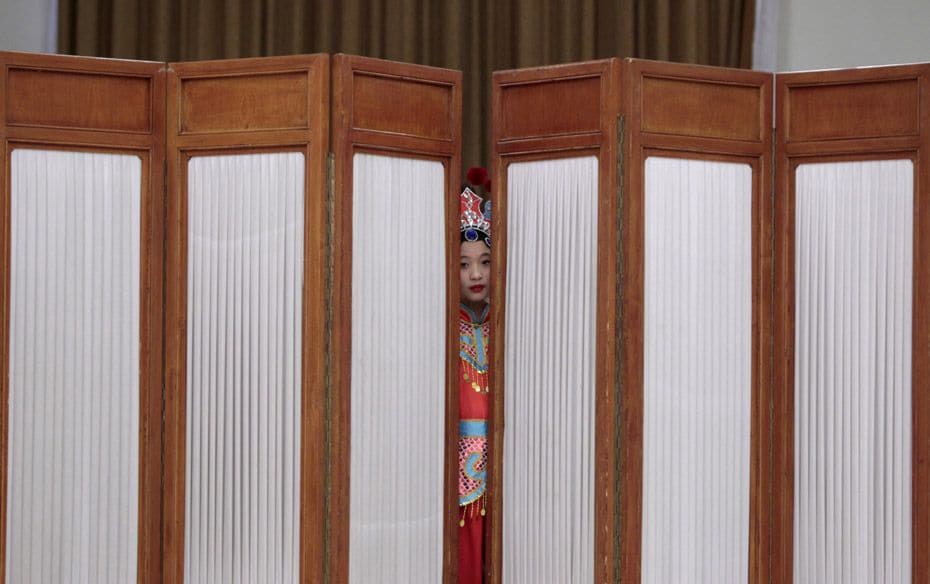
{"left": 458, "top": 303, "right": 489, "bottom": 584}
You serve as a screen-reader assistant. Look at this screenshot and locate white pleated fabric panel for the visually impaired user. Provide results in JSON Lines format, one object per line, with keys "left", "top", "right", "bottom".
{"left": 503, "top": 156, "right": 598, "bottom": 583}
{"left": 7, "top": 149, "right": 142, "bottom": 583}
{"left": 185, "top": 153, "right": 304, "bottom": 584}
{"left": 641, "top": 157, "right": 752, "bottom": 583}
{"left": 349, "top": 153, "right": 446, "bottom": 583}
{"left": 793, "top": 160, "right": 913, "bottom": 584}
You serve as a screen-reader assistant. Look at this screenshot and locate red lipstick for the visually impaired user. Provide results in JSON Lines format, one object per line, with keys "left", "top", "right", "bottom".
{"left": 469, "top": 285, "right": 485, "bottom": 293}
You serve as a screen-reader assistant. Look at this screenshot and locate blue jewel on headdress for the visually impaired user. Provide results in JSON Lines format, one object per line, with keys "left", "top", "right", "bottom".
{"left": 465, "top": 228, "right": 479, "bottom": 241}
{"left": 483, "top": 201, "right": 492, "bottom": 222}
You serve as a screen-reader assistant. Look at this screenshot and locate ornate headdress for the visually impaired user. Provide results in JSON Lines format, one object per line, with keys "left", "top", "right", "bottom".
{"left": 460, "top": 167, "right": 492, "bottom": 247}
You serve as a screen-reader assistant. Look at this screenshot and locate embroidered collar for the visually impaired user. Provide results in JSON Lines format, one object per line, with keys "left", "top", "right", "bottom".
{"left": 460, "top": 303, "right": 489, "bottom": 326}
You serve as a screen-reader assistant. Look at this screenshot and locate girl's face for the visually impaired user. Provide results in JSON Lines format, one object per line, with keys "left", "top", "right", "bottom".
{"left": 460, "top": 241, "right": 490, "bottom": 308}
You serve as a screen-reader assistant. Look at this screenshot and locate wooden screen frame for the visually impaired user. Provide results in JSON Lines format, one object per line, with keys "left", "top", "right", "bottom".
{"left": 489, "top": 58, "right": 622, "bottom": 584}
{"left": 619, "top": 59, "right": 773, "bottom": 584}
{"left": 162, "top": 54, "right": 330, "bottom": 583}
{"left": 0, "top": 51, "right": 166, "bottom": 583}
{"left": 328, "top": 54, "right": 462, "bottom": 584}
{"left": 772, "top": 63, "right": 930, "bottom": 583}
{"left": 2, "top": 48, "right": 926, "bottom": 584}
{"left": 491, "top": 58, "right": 772, "bottom": 584}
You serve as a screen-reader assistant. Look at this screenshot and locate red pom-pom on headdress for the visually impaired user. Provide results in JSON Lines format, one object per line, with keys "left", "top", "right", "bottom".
{"left": 466, "top": 166, "right": 489, "bottom": 186}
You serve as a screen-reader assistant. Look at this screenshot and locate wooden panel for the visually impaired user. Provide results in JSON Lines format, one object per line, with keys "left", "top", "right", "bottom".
{"left": 498, "top": 75, "right": 601, "bottom": 141}
{"left": 179, "top": 71, "right": 309, "bottom": 134}
{"left": 164, "top": 54, "right": 329, "bottom": 584}
{"left": 352, "top": 73, "right": 453, "bottom": 140}
{"left": 620, "top": 58, "right": 773, "bottom": 584}
{"left": 329, "top": 54, "right": 461, "bottom": 584}
{"left": 333, "top": 55, "right": 459, "bottom": 155}
{"left": 490, "top": 59, "right": 620, "bottom": 584}
{"left": 774, "top": 63, "right": 930, "bottom": 584}
{"left": 641, "top": 76, "right": 762, "bottom": 141}
{"left": 0, "top": 50, "right": 165, "bottom": 584}
{"left": 5, "top": 65, "right": 152, "bottom": 134}
{"left": 786, "top": 78, "right": 919, "bottom": 142}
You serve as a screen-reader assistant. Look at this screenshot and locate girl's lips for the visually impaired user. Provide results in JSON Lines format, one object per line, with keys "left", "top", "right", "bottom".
{"left": 469, "top": 285, "right": 485, "bottom": 292}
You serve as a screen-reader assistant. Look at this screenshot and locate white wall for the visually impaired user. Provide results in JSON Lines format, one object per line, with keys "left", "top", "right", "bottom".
{"left": 0, "top": 0, "right": 57, "bottom": 53}
{"left": 778, "top": 0, "right": 930, "bottom": 72}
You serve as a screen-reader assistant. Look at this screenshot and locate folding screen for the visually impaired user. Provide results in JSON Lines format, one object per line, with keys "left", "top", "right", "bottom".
{"left": 0, "top": 49, "right": 461, "bottom": 584}
{"left": 773, "top": 64, "right": 930, "bottom": 584}
{"left": 163, "top": 54, "right": 330, "bottom": 583}
{"left": 329, "top": 55, "right": 461, "bottom": 584}
{"left": 0, "top": 52, "right": 165, "bottom": 582}
{"left": 491, "top": 59, "right": 621, "bottom": 584}
{"left": 491, "top": 58, "right": 772, "bottom": 583}
{"left": 620, "top": 60, "right": 773, "bottom": 584}
{"left": 5, "top": 46, "right": 930, "bottom": 584}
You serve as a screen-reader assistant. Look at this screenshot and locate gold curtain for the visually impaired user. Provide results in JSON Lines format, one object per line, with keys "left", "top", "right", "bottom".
{"left": 58, "top": 0, "right": 754, "bottom": 170}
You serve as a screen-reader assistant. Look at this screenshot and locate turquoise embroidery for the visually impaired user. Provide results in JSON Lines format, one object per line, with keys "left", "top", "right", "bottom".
{"left": 460, "top": 304, "right": 489, "bottom": 372}
{"left": 459, "top": 332, "right": 488, "bottom": 373}
{"left": 460, "top": 452, "right": 487, "bottom": 505}
{"left": 459, "top": 419, "right": 487, "bottom": 437}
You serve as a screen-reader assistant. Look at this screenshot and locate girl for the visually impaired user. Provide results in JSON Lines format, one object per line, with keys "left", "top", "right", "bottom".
{"left": 458, "top": 167, "right": 491, "bottom": 584}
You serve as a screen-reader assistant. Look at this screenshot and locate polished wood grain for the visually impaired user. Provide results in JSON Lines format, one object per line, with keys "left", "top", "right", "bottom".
{"left": 773, "top": 63, "right": 930, "bottom": 584}
{"left": 352, "top": 72, "right": 455, "bottom": 141}
{"left": 786, "top": 78, "right": 919, "bottom": 143}
{"left": 329, "top": 53, "right": 462, "bottom": 584}
{"left": 0, "top": 50, "right": 166, "bottom": 584}
{"left": 498, "top": 74, "right": 602, "bottom": 141}
{"left": 641, "top": 75, "right": 763, "bottom": 141}
{"left": 6, "top": 67, "right": 152, "bottom": 133}
{"left": 179, "top": 71, "right": 310, "bottom": 134}
{"left": 163, "top": 53, "right": 330, "bottom": 584}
